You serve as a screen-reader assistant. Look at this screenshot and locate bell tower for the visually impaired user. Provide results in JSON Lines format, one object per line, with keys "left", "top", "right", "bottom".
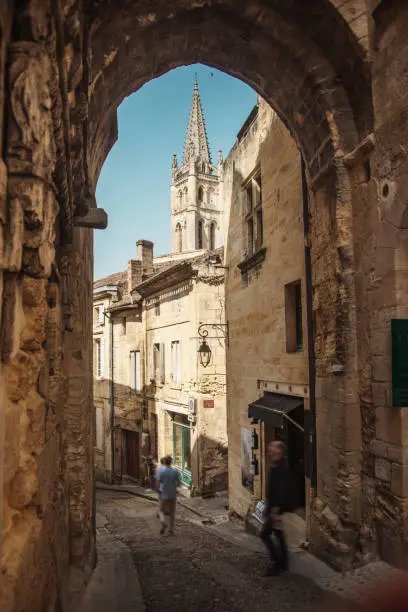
{"left": 171, "top": 76, "right": 224, "bottom": 253}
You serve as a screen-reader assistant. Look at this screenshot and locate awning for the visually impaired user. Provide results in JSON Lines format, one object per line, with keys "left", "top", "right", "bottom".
{"left": 248, "top": 393, "right": 304, "bottom": 431}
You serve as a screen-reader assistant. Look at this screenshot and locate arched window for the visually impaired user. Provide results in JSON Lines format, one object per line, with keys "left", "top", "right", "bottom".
{"left": 197, "top": 219, "right": 204, "bottom": 250}
{"left": 210, "top": 222, "right": 216, "bottom": 251}
{"left": 198, "top": 186, "right": 204, "bottom": 203}
{"left": 175, "top": 223, "right": 182, "bottom": 253}
{"left": 177, "top": 190, "right": 182, "bottom": 209}
{"left": 202, "top": 162, "right": 206, "bottom": 173}
{"left": 183, "top": 186, "right": 188, "bottom": 206}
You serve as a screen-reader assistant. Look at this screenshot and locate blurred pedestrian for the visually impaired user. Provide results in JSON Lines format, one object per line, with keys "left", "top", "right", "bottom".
{"left": 260, "top": 441, "right": 289, "bottom": 576}
{"left": 156, "top": 454, "right": 180, "bottom": 535}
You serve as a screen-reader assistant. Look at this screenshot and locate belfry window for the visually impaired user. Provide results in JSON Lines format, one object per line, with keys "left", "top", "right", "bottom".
{"left": 198, "top": 186, "right": 204, "bottom": 202}
{"left": 197, "top": 219, "right": 204, "bottom": 249}
{"left": 210, "top": 222, "right": 216, "bottom": 251}
{"left": 175, "top": 223, "right": 182, "bottom": 253}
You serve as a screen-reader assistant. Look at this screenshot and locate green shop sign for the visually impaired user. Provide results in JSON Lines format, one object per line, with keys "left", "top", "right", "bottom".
{"left": 391, "top": 319, "right": 408, "bottom": 407}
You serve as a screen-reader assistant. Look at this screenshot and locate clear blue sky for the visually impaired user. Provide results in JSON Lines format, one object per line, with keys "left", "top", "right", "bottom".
{"left": 94, "top": 64, "right": 257, "bottom": 280}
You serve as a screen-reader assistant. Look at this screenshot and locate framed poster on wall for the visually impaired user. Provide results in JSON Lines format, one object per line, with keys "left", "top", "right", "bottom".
{"left": 241, "top": 427, "right": 253, "bottom": 491}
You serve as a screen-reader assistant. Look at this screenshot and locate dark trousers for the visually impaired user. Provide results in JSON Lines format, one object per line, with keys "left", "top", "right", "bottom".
{"left": 260, "top": 516, "right": 288, "bottom": 569}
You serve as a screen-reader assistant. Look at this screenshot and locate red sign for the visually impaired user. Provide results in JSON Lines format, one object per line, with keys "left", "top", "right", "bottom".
{"left": 203, "top": 400, "right": 214, "bottom": 408}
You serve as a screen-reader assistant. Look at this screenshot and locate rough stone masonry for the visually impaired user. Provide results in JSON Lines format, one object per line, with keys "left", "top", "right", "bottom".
{"left": 1, "top": 1, "right": 408, "bottom": 610}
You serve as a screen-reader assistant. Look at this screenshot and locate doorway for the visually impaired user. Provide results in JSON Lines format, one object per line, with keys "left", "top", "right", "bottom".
{"left": 124, "top": 430, "right": 140, "bottom": 480}
{"left": 172, "top": 414, "right": 192, "bottom": 487}
{"left": 264, "top": 404, "right": 305, "bottom": 514}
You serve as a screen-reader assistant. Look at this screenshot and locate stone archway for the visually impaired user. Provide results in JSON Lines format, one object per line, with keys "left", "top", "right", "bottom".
{"left": 3, "top": 1, "right": 408, "bottom": 610}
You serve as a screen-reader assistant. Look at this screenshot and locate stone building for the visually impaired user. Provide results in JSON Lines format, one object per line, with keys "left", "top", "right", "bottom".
{"left": 92, "top": 80, "right": 228, "bottom": 495}
{"left": 223, "top": 99, "right": 309, "bottom": 536}
{"left": 2, "top": 1, "right": 408, "bottom": 610}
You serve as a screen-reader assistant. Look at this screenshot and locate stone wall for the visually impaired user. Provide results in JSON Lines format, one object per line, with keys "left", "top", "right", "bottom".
{"left": 0, "top": 2, "right": 95, "bottom": 610}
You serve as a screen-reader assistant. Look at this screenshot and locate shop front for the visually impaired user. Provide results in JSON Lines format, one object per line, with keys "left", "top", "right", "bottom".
{"left": 247, "top": 392, "right": 306, "bottom": 529}
{"left": 172, "top": 413, "right": 192, "bottom": 487}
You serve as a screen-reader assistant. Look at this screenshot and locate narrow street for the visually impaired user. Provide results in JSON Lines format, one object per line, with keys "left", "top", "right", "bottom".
{"left": 79, "top": 490, "right": 342, "bottom": 612}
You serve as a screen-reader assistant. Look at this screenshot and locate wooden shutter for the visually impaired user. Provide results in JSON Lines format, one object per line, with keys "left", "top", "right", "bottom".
{"left": 160, "top": 342, "right": 165, "bottom": 384}
{"left": 150, "top": 343, "right": 155, "bottom": 381}
{"left": 99, "top": 337, "right": 105, "bottom": 378}
{"left": 176, "top": 342, "right": 181, "bottom": 385}
{"left": 129, "top": 351, "right": 136, "bottom": 390}
{"left": 135, "top": 351, "right": 141, "bottom": 391}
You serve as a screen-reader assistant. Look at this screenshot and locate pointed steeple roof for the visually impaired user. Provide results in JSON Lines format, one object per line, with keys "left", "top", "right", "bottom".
{"left": 182, "top": 75, "right": 211, "bottom": 169}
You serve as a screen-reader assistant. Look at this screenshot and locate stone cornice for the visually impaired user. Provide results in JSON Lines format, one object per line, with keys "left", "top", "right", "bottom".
{"left": 237, "top": 247, "right": 267, "bottom": 274}
{"left": 136, "top": 262, "right": 196, "bottom": 297}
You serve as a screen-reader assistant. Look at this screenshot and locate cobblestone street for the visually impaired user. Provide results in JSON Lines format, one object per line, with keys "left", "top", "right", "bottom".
{"left": 79, "top": 490, "right": 344, "bottom": 612}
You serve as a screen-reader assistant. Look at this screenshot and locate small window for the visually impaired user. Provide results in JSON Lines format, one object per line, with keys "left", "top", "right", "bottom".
{"left": 150, "top": 342, "right": 165, "bottom": 384}
{"left": 243, "top": 169, "right": 263, "bottom": 257}
{"left": 95, "top": 305, "right": 105, "bottom": 326}
{"left": 197, "top": 219, "right": 204, "bottom": 250}
{"left": 95, "top": 337, "right": 104, "bottom": 378}
{"left": 121, "top": 317, "right": 127, "bottom": 335}
{"left": 210, "top": 222, "right": 216, "bottom": 251}
{"left": 171, "top": 341, "right": 181, "bottom": 386}
{"left": 154, "top": 297, "right": 160, "bottom": 316}
{"left": 285, "top": 281, "right": 303, "bottom": 353}
{"left": 130, "top": 350, "right": 141, "bottom": 391}
{"left": 198, "top": 186, "right": 204, "bottom": 202}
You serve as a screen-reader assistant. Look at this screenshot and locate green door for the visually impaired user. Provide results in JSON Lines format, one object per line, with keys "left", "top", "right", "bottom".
{"left": 173, "top": 416, "right": 192, "bottom": 487}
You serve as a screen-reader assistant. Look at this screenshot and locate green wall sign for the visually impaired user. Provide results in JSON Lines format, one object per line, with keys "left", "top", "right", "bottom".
{"left": 391, "top": 319, "right": 408, "bottom": 407}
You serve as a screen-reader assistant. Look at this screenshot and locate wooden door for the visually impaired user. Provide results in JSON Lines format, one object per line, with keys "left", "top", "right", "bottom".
{"left": 125, "top": 430, "right": 140, "bottom": 479}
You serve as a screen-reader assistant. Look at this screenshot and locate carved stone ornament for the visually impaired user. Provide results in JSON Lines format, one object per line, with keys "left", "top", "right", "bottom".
{"left": 7, "top": 42, "right": 56, "bottom": 183}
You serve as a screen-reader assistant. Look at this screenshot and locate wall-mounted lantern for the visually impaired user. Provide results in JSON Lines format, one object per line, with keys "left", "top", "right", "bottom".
{"left": 197, "top": 322, "right": 229, "bottom": 368}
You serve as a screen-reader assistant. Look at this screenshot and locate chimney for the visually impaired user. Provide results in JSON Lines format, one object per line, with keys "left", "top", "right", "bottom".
{"left": 128, "top": 259, "right": 142, "bottom": 292}
{"left": 136, "top": 240, "right": 154, "bottom": 278}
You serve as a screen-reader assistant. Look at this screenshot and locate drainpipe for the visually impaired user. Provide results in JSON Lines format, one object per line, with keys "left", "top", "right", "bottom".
{"left": 104, "top": 309, "right": 115, "bottom": 483}
{"left": 110, "top": 312, "right": 115, "bottom": 483}
{"left": 301, "top": 155, "right": 317, "bottom": 492}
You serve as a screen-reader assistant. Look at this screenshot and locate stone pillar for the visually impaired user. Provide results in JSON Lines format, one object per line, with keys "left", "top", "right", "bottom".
{"left": 308, "top": 164, "right": 362, "bottom": 570}
{"left": 0, "top": 2, "right": 69, "bottom": 609}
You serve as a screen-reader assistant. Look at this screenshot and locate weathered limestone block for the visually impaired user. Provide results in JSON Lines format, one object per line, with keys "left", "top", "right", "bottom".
{"left": 8, "top": 457, "right": 38, "bottom": 510}
{"left": 7, "top": 42, "right": 56, "bottom": 181}
{"left": 3, "top": 400, "right": 26, "bottom": 489}
{"left": 21, "top": 277, "right": 47, "bottom": 351}
{"left": 4, "top": 349, "right": 45, "bottom": 403}
{"left": 375, "top": 456, "right": 391, "bottom": 483}
{"left": 25, "top": 390, "right": 46, "bottom": 455}
{"left": 0, "top": 274, "right": 24, "bottom": 363}
{"left": 2, "top": 197, "right": 24, "bottom": 271}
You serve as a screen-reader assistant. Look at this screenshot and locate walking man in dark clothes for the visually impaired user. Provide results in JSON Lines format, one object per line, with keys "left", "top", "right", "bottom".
{"left": 260, "top": 440, "right": 289, "bottom": 576}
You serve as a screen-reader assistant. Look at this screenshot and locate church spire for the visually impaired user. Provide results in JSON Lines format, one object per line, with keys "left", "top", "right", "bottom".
{"left": 182, "top": 75, "right": 211, "bottom": 169}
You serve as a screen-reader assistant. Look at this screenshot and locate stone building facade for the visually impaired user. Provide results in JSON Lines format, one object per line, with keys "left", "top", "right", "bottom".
{"left": 223, "top": 100, "right": 309, "bottom": 533}
{"left": 2, "top": 1, "right": 408, "bottom": 610}
{"left": 93, "top": 244, "right": 228, "bottom": 495}
{"left": 93, "top": 80, "right": 228, "bottom": 495}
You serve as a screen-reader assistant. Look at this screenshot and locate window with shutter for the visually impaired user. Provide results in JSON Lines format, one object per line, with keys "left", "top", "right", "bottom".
{"left": 135, "top": 351, "right": 141, "bottom": 391}
{"left": 160, "top": 342, "right": 165, "bottom": 384}
{"left": 150, "top": 343, "right": 155, "bottom": 381}
{"left": 130, "top": 351, "right": 136, "bottom": 390}
{"left": 99, "top": 337, "right": 105, "bottom": 377}
{"left": 171, "top": 341, "right": 181, "bottom": 386}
